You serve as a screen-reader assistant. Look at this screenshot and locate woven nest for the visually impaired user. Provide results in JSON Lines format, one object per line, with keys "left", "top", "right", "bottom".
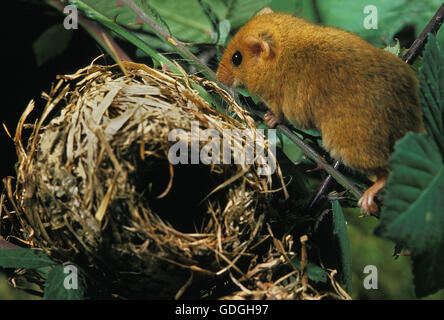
{"left": 2, "top": 60, "right": 348, "bottom": 300}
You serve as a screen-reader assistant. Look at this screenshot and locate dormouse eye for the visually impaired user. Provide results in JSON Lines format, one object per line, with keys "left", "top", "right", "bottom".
{"left": 231, "top": 51, "right": 243, "bottom": 66}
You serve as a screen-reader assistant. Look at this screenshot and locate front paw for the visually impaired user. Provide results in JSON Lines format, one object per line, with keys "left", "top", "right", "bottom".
{"left": 264, "top": 111, "right": 279, "bottom": 128}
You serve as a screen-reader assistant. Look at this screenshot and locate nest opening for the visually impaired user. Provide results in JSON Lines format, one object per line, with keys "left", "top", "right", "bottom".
{"left": 133, "top": 158, "right": 228, "bottom": 233}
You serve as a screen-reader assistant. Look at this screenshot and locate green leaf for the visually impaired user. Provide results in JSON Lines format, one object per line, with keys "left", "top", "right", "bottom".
{"left": 277, "top": 130, "right": 305, "bottom": 164}
{"left": 216, "top": 0, "right": 272, "bottom": 30}
{"left": 374, "top": 35, "right": 444, "bottom": 297}
{"left": 332, "top": 200, "right": 353, "bottom": 294}
{"left": 272, "top": 0, "right": 319, "bottom": 22}
{"left": 411, "top": 239, "right": 444, "bottom": 297}
{"left": 289, "top": 257, "right": 328, "bottom": 283}
{"left": 0, "top": 248, "right": 56, "bottom": 269}
{"left": 315, "top": 0, "right": 444, "bottom": 47}
{"left": 33, "top": 24, "right": 73, "bottom": 66}
{"left": 306, "top": 262, "right": 328, "bottom": 283}
{"left": 71, "top": 1, "right": 220, "bottom": 109}
{"left": 374, "top": 133, "right": 444, "bottom": 254}
{"left": 418, "top": 35, "right": 444, "bottom": 156}
{"left": 81, "top": 0, "right": 215, "bottom": 44}
{"left": 70, "top": 0, "right": 176, "bottom": 69}
{"left": 270, "top": 0, "right": 301, "bottom": 14}
{"left": 217, "top": 19, "right": 231, "bottom": 46}
{"left": 43, "top": 264, "right": 86, "bottom": 300}
{"left": 235, "top": 87, "right": 261, "bottom": 104}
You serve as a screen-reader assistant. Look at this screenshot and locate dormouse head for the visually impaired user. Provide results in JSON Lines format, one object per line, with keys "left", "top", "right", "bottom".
{"left": 216, "top": 7, "right": 277, "bottom": 89}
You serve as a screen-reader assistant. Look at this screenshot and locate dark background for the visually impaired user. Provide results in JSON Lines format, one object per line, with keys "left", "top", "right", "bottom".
{"left": 1, "top": 1, "right": 105, "bottom": 180}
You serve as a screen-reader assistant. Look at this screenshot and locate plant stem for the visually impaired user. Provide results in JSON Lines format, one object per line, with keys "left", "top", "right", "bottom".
{"left": 120, "top": 0, "right": 218, "bottom": 82}
{"left": 248, "top": 108, "right": 362, "bottom": 200}
{"left": 277, "top": 125, "right": 363, "bottom": 200}
{"left": 307, "top": 160, "right": 340, "bottom": 210}
{"left": 311, "top": 0, "right": 323, "bottom": 25}
{"left": 402, "top": 2, "right": 444, "bottom": 64}
{"left": 47, "top": 0, "right": 133, "bottom": 63}
{"left": 0, "top": 238, "right": 21, "bottom": 249}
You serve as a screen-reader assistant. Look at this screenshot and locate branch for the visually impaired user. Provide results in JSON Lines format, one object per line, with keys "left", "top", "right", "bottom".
{"left": 277, "top": 125, "right": 363, "bottom": 200}
{"left": 0, "top": 238, "right": 21, "bottom": 249}
{"left": 47, "top": 0, "right": 133, "bottom": 63}
{"left": 120, "top": 0, "right": 218, "bottom": 81}
{"left": 402, "top": 2, "right": 444, "bottom": 64}
{"left": 307, "top": 160, "right": 340, "bottom": 210}
{"left": 311, "top": 0, "right": 323, "bottom": 25}
{"left": 248, "top": 108, "right": 363, "bottom": 200}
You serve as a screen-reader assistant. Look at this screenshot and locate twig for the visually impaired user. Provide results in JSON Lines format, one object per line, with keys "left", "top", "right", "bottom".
{"left": 0, "top": 238, "right": 21, "bottom": 250}
{"left": 247, "top": 109, "right": 362, "bottom": 199}
{"left": 120, "top": 0, "right": 217, "bottom": 81}
{"left": 174, "top": 271, "right": 194, "bottom": 300}
{"left": 402, "top": 2, "right": 444, "bottom": 64}
{"left": 300, "top": 235, "right": 309, "bottom": 293}
{"left": 311, "top": 0, "right": 323, "bottom": 25}
{"left": 277, "top": 125, "right": 363, "bottom": 199}
{"left": 307, "top": 160, "right": 340, "bottom": 210}
{"left": 47, "top": 0, "right": 133, "bottom": 63}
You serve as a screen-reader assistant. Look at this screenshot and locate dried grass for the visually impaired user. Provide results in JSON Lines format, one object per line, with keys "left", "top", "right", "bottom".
{"left": 1, "top": 60, "right": 348, "bottom": 300}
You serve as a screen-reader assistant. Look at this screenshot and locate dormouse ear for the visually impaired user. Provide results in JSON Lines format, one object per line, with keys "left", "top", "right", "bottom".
{"left": 244, "top": 35, "right": 273, "bottom": 59}
{"left": 255, "top": 7, "right": 274, "bottom": 17}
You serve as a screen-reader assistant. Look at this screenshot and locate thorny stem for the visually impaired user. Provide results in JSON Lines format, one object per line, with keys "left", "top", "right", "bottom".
{"left": 277, "top": 125, "right": 363, "bottom": 200}
{"left": 120, "top": 0, "right": 218, "bottom": 82}
{"left": 311, "top": 0, "right": 323, "bottom": 25}
{"left": 48, "top": 0, "right": 133, "bottom": 63}
{"left": 248, "top": 108, "right": 363, "bottom": 200}
{"left": 0, "top": 238, "right": 20, "bottom": 249}
{"left": 402, "top": 2, "right": 444, "bottom": 64}
{"left": 307, "top": 160, "right": 340, "bottom": 210}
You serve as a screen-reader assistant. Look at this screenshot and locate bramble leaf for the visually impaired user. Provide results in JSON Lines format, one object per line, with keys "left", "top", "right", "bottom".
{"left": 0, "top": 248, "right": 56, "bottom": 269}
{"left": 332, "top": 200, "right": 352, "bottom": 294}
{"left": 373, "top": 31, "right": 444, "bottom": 297}
{"left": 375, "top": 133, "right": 444, "bottom": 253}
{"left": 418, "top": 35, "right": 444, "bottom": 156}
{"left": 314, "top": 0, "right": 444, "bottom": 47}
{"left": 411, "top": 239, "right": 444, "bottom": 297}
{"left": 43, "top": 264, "right": 86, "bottom": 300}
{"left": 276, "top": 131, "right": 305, "bottom": 164}
{"left": 374, "top": 133, "right": 444, "bottom": 297}
{"left": 33, "top": 24, "right": 72, "bottom": 66}
{"left": 289, "top": 257, "right": 328, "bottom": 283}
{"left": 77, "top": 0, "right": 270, "bottom": 48}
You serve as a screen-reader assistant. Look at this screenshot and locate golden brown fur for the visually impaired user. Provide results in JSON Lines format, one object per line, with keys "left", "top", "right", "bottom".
{"left": 217, "top": 10, "right": 424, "bottom": 177}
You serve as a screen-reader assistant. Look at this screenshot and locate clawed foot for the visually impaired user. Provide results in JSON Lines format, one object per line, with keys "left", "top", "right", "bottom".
{"left": 358, "top": 190, "right": 380, "bottom": 215}
{"left": 264, "top": 111, "right": 279, "bottom": 128}
{"left": 358, "top": 173, "right": 388, "bottom": 216}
